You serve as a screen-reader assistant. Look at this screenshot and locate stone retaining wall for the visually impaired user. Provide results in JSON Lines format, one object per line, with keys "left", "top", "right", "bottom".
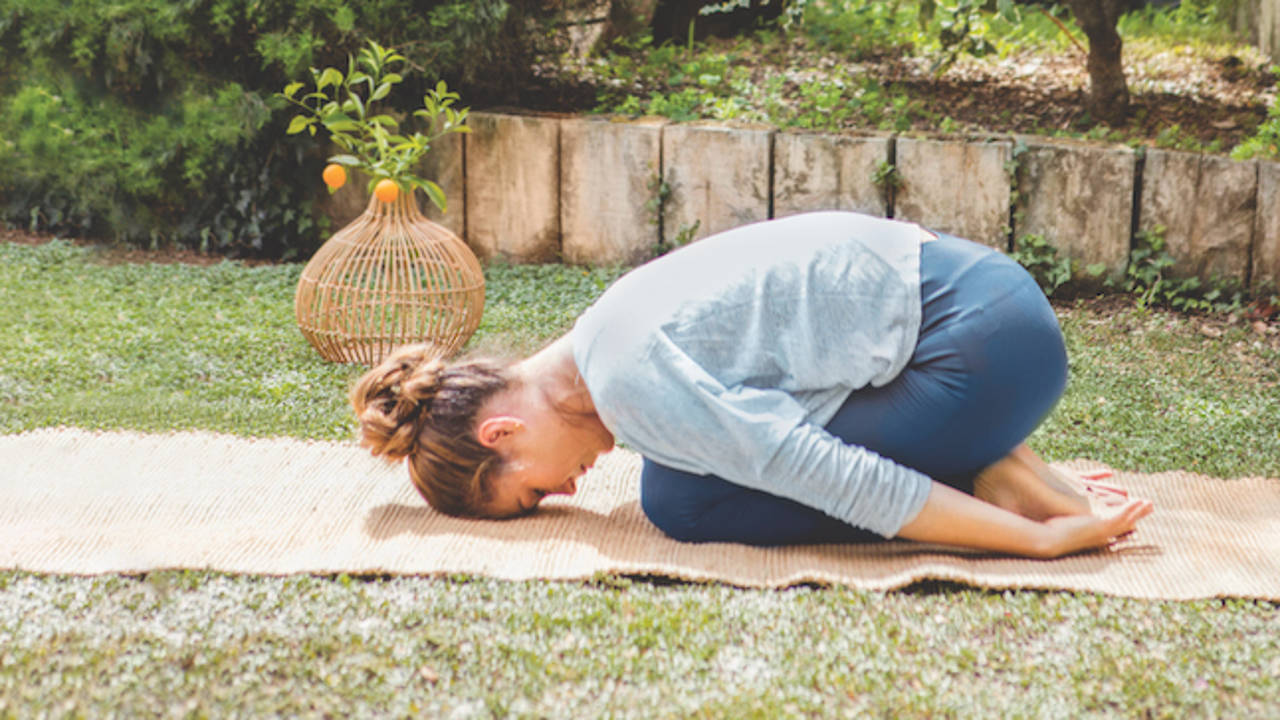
{"left": 325, "top": 112, "right": 1279, "bottom": 290}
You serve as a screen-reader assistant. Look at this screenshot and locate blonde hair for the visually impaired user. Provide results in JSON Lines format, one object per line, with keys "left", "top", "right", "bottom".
{"left": 350, "top": 344, "right": 512, "bottom": 516}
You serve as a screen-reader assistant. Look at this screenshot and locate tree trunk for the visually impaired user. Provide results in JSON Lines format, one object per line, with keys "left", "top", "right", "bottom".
{"left": 1065, "top": 0, "right": 1130, "bottom": 126}
{"left": 597, "top": 0, "right": 662, "bottom": 49}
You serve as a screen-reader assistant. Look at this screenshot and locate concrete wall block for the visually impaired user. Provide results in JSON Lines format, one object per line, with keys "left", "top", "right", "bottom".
{"left": 773, "top": 131, "right": 891, "bottom": 219}
{"left": 561, "top": 117, "right": 664, "bottom": 265}
{"left": 1015, "top": 139, "right": 1135, "bottom": 279}
{"left": 1140, "top": 149, "right": 1257, "bottom": 282}
{"left": 465, "top": 112, "right": 561, "bottom": 263}
{"left": 894, "top": 136, "right": 1013, "bottom": 249}
{"left": 661, "top": 123, "right": 772, "bottom": 246}
{"left": 418, "top": 132, "right": 465, "bottom": 237}
{"left": 1254, "top": 159, "right": 1280, "bottom": 288}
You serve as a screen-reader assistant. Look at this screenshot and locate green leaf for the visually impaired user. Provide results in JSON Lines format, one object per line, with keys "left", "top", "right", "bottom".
{"left": 283, "top": 82, "right": 303, "bottom": 99}
{"left": 327, "top": 155, "right": 361, "bottom": 167}
{"left": 371, "top": 83, "right": 391, "bottom": 102}
{"left": 286, "top": 116, "right": 311, "bottom": 135}
{"left": 422, "top": 180, "right": 447, "bottom": 212}
{"left": 324, "top": 118, "right": 359, "bottom": 133}
{"left": 317, "top": 68, "right": 343, "bottom": 90}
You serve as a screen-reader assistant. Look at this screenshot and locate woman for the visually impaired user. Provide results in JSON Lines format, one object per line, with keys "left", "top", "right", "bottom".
{"left": 352, "top": 211, "right": 1152, "bottom": 558}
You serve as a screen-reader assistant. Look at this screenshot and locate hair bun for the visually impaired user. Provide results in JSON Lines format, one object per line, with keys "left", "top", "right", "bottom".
{"left": 350, "top": 344, "right": 447, "bottom": 462}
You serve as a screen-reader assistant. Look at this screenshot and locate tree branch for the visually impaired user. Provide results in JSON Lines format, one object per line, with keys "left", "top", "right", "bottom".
{"left": 1041, "top": 7, "right": 1088, "bottom": 58}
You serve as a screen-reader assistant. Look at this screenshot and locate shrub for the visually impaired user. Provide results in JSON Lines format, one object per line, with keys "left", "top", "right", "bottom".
{"left": 1231, "top": 67, "right": 1280, "bottom": 162}
{"left": 1109, "top": 226, "right": 1246, "bottom": 313}
{"left": 0, "top": 0, "right": 569, "bottom": 258}
{"left": 1010, "top": 233, "right": 1074, "bottom": 298}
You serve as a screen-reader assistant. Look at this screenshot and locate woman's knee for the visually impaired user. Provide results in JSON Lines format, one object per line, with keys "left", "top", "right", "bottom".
{"left": 638, "top": 460, "right": 717, "bottom": 542}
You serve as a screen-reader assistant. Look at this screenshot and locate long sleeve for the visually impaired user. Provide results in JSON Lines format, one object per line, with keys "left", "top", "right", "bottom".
{"left": 599, "top": 332, "right": 933, "bottom": 537}
{"left": 571, "top": 211, "right": 930, "bottom": 537}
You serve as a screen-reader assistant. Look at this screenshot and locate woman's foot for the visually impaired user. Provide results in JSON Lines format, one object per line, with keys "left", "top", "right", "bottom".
{"left": 973, "top": 450, "right": 1092, "bottom": 521}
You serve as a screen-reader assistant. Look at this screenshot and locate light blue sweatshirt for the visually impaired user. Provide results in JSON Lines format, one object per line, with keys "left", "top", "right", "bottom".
{"left": 570, "top": 211, "right": 934, "bottom": 537}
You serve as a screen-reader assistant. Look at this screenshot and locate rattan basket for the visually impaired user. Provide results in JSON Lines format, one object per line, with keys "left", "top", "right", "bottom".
{"left": 295, "top": 192, "right": 485, "bottom": 365}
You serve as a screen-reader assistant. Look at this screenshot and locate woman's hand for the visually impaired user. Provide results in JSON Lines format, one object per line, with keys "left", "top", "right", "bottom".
{"left": 896, "top": 482, "right": 1155, "bottom": 559}
{"left": 1036, "top": 498, "right": 1154, "bottom": 557}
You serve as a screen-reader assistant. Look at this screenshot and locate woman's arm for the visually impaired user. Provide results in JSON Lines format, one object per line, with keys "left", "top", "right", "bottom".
{"left": 896, "top": 482, "right": 1154, "bottom": 558}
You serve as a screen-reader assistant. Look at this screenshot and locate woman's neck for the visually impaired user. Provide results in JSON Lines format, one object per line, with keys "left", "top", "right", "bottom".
{"left": 512, "top": 334, "right": 597, "bottom": 416}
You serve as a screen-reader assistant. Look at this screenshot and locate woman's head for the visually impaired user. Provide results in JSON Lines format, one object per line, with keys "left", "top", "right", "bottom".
{"left": 351, "top": 339, "right": 614, "bottom": 519}
{"left": 350, "top": 344, "right": 512, "bottom": 517}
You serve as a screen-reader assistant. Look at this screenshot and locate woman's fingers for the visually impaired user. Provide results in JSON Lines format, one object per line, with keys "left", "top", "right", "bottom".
{"left": 1042, "top": 498, "right": 1154, "bottom": 557}
{"left": 1104, "top": 499, "right": 1154, "bottom": 540}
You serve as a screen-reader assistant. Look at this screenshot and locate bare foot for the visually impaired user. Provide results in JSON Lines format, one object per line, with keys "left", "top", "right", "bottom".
{"left": 1057, "top": 468, "right": 1133, "bottom": 509}
{"left": 973, "top": 454, "right": 1092, "bottom": 521}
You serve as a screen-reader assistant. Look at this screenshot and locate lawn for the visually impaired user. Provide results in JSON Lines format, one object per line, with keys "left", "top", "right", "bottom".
{"left": 1, "top": 239, "right": 1278, "bottom": 718}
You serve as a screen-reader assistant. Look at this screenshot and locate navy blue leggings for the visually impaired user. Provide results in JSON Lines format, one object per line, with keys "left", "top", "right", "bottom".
{"left": 639, "top": 233, "right": 1068, "bottom": 545}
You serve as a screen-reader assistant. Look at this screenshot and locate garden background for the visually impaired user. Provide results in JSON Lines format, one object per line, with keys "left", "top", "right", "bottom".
{"left": 2, "top": 1, "right": 1279, "bottom": 717}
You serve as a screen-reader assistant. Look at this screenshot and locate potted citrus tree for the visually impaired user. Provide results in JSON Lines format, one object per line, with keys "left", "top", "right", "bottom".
{"left": 282, "top": 40, "right": 483, "bottom": 365}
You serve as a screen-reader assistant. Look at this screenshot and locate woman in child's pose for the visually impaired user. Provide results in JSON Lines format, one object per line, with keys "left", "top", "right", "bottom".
{"left": 352, "top": 212, "right": 1151, "bottom": 558}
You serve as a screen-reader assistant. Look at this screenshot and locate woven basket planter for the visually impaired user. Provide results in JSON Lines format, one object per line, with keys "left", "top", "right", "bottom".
{"left": 295, "top": 192, "right": 485, "bottom": 365}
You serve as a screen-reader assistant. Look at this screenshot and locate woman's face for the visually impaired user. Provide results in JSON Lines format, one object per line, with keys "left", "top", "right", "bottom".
{"left": 483, "top": 412, "right": 614, "bottom": 517}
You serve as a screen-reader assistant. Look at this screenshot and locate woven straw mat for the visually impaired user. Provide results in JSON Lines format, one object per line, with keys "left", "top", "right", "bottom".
{"left": 2, "top": 429, "right": 1277, "bottom": 600}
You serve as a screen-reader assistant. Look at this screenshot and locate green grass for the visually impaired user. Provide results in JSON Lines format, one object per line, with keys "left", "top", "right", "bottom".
{"left": 1, "top": 240, "right": 1278, "bottom": 717}
{"left": 1, "top": 573, "right": 1276, "bottom": 718}
{"left": 0, "top": 241, "right": 625, "bottom": 439}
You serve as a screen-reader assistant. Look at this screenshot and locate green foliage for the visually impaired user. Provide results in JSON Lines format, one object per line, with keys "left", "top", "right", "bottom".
{"left": 871, "top": 160, "right": 901, "bottom": 209}
{"left": 1231, "top": 67, "right": 1280, "bottom": 161}
{"left": 0, "top": 0, "right": 559, "bottom": 257}
{"left": 1117, "top": 0, "right": 1245, "bottom": 44}
{"left": 282, "top": 40, "right": 470, "bottom": 209}
{"left": 923, "top": 0, "right": 1020, "bottom": 74}
{"left": 1010, "top": 233, "right": 1073, "bottom": 297}
{"left": 799, "top": 0, "right": 918, "bottom": 57}
{"left": 1108, "top": 226, "right": 1246, "bottom": 313}
{"left": 789, "top": 71, "right": 855, "bottom": 130}
{"left": 0, "top": 75, "right": 316, "bottom": 255}
{"left": 645, "top": 175, "right": 671, "bottom": 230}
{"left": 593, "top": 35, "right": 747, "bottom": 122}
{"left": 593, "top": 34, "right": 928, "bottom": 132}
{"left": 871, "top": 160, "right": 902, "bottom": 191}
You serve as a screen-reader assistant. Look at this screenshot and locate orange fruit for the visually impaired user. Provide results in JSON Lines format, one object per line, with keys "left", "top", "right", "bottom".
{"left": 322, "top": 163, "right": 346, "bottom": 189}
{"left": 374, "top": 178, "right": 400, "bottom": 204}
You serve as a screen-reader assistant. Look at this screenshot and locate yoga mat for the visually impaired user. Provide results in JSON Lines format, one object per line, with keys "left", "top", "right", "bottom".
{"left": 2, "top": 429, "right": 1277, "bottom": 601}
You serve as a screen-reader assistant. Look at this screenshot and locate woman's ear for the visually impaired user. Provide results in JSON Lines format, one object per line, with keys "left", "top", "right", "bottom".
{"left": 475, "top": 415, "right": 524, "bottom": 449}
